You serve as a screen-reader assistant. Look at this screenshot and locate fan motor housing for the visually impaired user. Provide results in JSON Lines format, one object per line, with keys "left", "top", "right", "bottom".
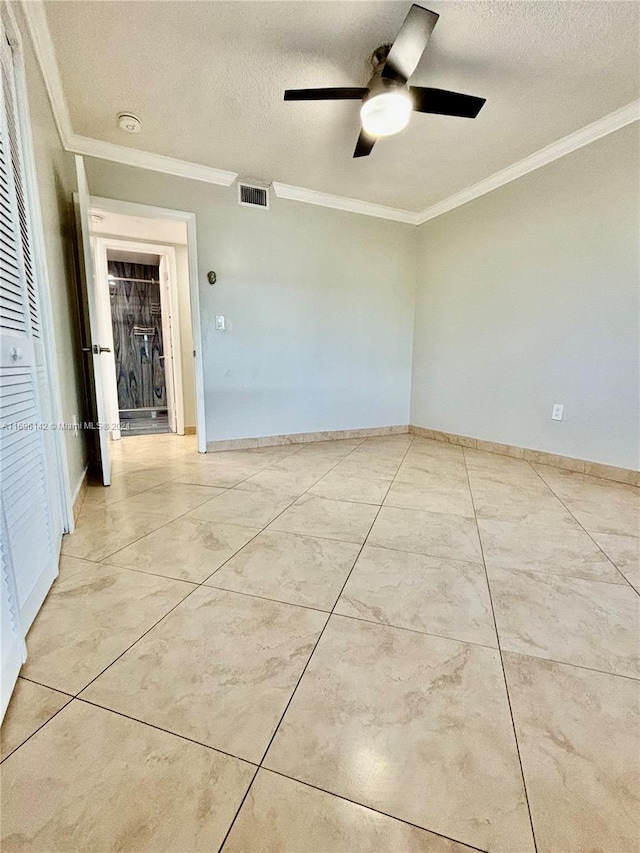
{"left": 364, "top": 44, "right": 410, "bottom": 104}
{"left": 364, "top": 69, "right": 411, "bottom": 105}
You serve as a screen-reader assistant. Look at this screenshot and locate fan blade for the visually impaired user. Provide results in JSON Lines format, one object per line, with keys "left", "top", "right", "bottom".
{"left": 382, "top": 5, "right": 439, "bottom": 83}
{"left": 284, "top": 88, "right": 368, "bottom": 101}
{"left": 353, "top": 130, "right": 376, "bottom": 158}
{"left": 410, "top": 87, "right": 486, "bottom": 118}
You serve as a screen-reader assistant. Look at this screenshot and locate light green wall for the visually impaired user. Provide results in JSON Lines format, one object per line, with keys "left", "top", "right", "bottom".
{"left": 83, "top": 159, "right": 418, "bottom": 441}
{"left": 411, "top": 123, "right": 640, "bottom": 469}
{"left": 18, "top": 7, "right": 88, "bottom": 497}
{"left": 17, "top": 11, "right": 640, "bottom": 472}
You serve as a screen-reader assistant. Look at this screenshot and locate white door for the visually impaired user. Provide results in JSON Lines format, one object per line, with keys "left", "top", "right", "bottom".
{"left": 0, "top": 29, "right": 59, "bottom": 715}
{"left": 1, "top": 505, "right": 25, "bottom": 718}
{"left": 159, "top": 254, "right": 177, "bottom": 433}
{"left": 73, "top": 155, "right": 111, "bottom": 485}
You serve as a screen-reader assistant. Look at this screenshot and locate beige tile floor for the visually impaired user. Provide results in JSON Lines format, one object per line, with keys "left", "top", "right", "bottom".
{"left": 1, "top": 432, "right": 639, "bottom": 852}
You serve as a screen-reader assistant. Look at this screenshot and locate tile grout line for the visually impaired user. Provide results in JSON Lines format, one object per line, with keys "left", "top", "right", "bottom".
{"left": 78, "top": 436, "right": 411, "bottom": 568}
{"left": 67, "top": 440, "right": 312, "bottom": 689}
{"left": 216, "top": 435, "right": 417, "bottom": 852}
{"left": 55, "top": 437, "right": 401, "bottom": 734}
{"left": 200, "top": 583, "right": 505, "bottom": 652}
{"left": 56, "top": 439, "right": 382, "bottom": 716}
{"left": 260, "top": 433, "right": 416, "bottom": 762}
{"left": 527, "top": 463, "right": 640, "bottom": 597}
{"left": 5, "top": 442, "right": 404, "bottom": 778}
{"left": 78, "top": 439, "right": 377, "bottom": 564}
{"left": 464, "top": 456, "right": 639, "bottom": 592}
{"left": 73, "top": 460, "right": 302, "bottom": 563}
{"left": 77, "top": 436, "right": 310, "bottom": 521}
{"left": 64, "top": 696, "right": 490, "bottom": 853}
{"left": 0, "top": 691, "right": 73, "bottom": 765}
{"left": 18, "top": 436, "right": 499, "bottom": 851}
{"left": 260, "top": 767, "right": 490, "bottom": 853}
{"left": 15, "top": 437, "right": 629, "bottom": 849}
{"left": 461, "top": 446, "right": 540, "bottom": 853}
{"left": 74, "top": 697, "right": 262, "bottom": 768}
{"left": 201, "top": 438, "right": 398, "bottom": 586}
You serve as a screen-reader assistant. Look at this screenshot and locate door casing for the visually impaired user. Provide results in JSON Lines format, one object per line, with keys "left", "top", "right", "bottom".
{"left": 88, "top": 196, "right": 206, "bottom": 453}
{"left": 93, "top": 237, "right": 185, "bottom": 439}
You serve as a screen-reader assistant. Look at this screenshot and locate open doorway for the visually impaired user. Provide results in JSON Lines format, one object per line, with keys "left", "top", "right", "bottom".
{"left": 105, "top": 248, "right": 172, "bottom": 436}
{"left": 90, "top": 214, "right": 196, "bottom": 443}
{"left": 83, "top": 197, "right": 206, "bottom": 463}
{"left": 92, "top": 236, "right": 187, "bottom": 439}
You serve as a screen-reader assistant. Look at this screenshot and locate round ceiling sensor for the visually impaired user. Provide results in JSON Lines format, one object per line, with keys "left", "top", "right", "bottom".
{"left": 117, "top": 112, "right": 141, "bottom": 134}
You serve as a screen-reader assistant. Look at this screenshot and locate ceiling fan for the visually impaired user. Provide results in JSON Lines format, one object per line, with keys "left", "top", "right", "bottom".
{"left": 284, "top": 4, "right": 486, "bottom": 158}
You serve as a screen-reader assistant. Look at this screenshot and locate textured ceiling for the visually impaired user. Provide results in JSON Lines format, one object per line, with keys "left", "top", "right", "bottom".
{"left": 45, "top": 1, "right": 639, "bottom": 211}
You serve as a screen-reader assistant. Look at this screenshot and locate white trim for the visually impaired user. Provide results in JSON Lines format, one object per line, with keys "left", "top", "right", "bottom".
{"left": 185, "top": 215, "right": 207, "bottom": 452}
{"left": 415, "top": 99, "right": 640, "bottom": 224}
{"left": 272, "top": 182, "right": 420, "bottom": 225}
{"left": 68, "top": 134, "right": 237, "bottom": 187}
{"left": 21, "top": 0, "right": 640, "bottom": 225}
{"left": 20, "top": 0, "right": 73, "bottom": 146}
{"left": 91, "top": 237, "right": 120, "bottom": 439}
{"left": 3, "top": 2, "right": 74, "bottom": 533}
{"left": 160, "top": 249, "right": 183, "bottom": 434}
{"left": 89, "top": 196, "right": 207, "bottom": 453}
{"left": 21, "top": 0, "right": 236, "bottom": 187}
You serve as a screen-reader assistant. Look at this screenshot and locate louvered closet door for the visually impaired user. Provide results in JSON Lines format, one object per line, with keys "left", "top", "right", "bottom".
{"left": 0, "top": 28, "right": 58, "bottom": 662}
{"left": 1, "top": 34, "right": 62, "bottom": 545}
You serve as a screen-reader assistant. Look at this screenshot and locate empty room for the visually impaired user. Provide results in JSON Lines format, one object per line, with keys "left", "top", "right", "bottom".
{"left": 0, "top": 1, "right": 638, "bottom": 851}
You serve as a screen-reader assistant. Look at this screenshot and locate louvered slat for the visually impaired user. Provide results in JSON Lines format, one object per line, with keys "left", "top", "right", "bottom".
{"left": 0, "top": 96, "right": 25, "bottom": 334}
{"left": 0, "top": 368, "right": 52, "bottom": 605}
{"left": 1, "top": 38, "right": 38, "bottom": 339}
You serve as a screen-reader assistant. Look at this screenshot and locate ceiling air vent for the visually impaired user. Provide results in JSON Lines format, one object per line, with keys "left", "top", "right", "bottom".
{"left": 237, "top": 182, "right": 270, "bottom": 210}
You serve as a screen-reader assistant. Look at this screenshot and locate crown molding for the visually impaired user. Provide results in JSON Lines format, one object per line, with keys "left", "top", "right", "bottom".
{"left": 68, "top": 134, "right": 237, "bottom": 187}
{"left": 21, "top": 0, "right": 639, "bottom": 225}
{"left": 415, "top": 99, "right": 640, "bottom": 225}
{"left": 21, "top": 0, "right": 73, "bottom": 146}
{"left": 272, "top": 182, "right": 420, "bottom": 224}
{"left": 20, "top": 0, "right": 237, "bottom": 188}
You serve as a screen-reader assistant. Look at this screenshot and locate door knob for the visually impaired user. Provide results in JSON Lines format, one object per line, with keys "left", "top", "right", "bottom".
{"left": 89, "top": 344, "right": 111, "bottom": 354}
{"left": 10, "top": 347, "right": 23, "bottom": 361}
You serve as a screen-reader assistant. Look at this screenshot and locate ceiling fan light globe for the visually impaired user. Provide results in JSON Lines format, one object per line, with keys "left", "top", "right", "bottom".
{"left": 360, "top": 91, "right": 412, "bottom": 137}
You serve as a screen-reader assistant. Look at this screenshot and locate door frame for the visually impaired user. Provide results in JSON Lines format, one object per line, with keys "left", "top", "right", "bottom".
{"left": 2, "top": 3, "right": 75, "bottom": 531}
{"left": 89, "top": 196, "right": 206, "bottom": 453}
{"left": 93, "top": 237, "right": 184, "bottom": 438}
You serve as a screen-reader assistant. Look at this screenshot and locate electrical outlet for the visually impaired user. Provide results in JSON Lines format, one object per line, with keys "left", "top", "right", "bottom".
{"left": 551, "top": 404, "right": 564, "bottom": 421}
{"left": 215, "top": 315, "right": 226, "bottom": 331}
